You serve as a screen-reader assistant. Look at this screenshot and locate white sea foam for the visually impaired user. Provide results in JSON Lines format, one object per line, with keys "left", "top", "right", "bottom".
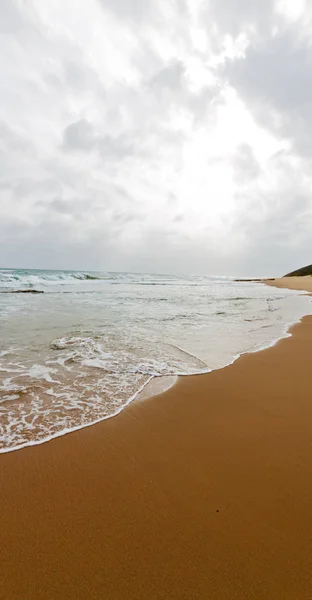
{"left": 0, "top": 270, "right": 311, "bottom": 453}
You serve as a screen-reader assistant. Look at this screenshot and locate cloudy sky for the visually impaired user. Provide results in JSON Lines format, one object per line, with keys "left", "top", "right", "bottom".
{"left": 0, "top": 0, "right": 311, "bottom": 276}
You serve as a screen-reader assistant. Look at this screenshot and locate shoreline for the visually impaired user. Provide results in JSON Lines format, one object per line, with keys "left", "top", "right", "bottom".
{"left": 2, "top": 277, "right": 312, "bottom": 598}
{"left": 1, "top": 278, "right": 310, "bottom": 455}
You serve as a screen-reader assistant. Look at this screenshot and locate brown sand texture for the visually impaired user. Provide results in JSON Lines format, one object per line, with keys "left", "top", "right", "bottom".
{"left": 2, "top": 279, "right": 312, "bottom": 599}
{"left": 265, "top": 275, "right": 312, "bottom": 292}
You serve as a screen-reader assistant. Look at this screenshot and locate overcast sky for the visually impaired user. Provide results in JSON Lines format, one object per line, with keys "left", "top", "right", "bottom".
{"left": 0, "top": 0, "right": 311, "bottom": 276}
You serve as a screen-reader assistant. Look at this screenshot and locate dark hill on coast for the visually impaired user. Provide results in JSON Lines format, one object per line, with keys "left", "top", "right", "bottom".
{"left": 284, "top": 264, "right": 312, "bottom": 277}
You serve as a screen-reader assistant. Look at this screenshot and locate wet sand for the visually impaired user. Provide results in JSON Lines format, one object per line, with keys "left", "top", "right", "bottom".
{"left": 2, "top": 283, "right": 312, "bottom": 598}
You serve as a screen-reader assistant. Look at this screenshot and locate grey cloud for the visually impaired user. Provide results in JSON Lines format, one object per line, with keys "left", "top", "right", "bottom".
{"left": 112, "top": 211, "right": 139, "bottom": 225}
{"left": 115, "top": 226, "right": 242, "bottom": 276}
{"left": 0, "top": 0, "right": 26, "bottom": 34}
{"left": 0, "top": 215, "right": 117, "bottom": 270}
{"left": 63, "top": 119, "right": 94, "bottom": 150}
{"left": 14, "top": 179, "right": 63, "bottom": 200}
{"left": 44, "top": 59, "right": 105, "bottom": 98}
{"left": 148, "top": 60, "right": 219, "bottom": 123}
{"left": 44, "top": 199, "right": 91, "bottom": 216}
{"left": 231, "top": 166, "right": 312, "bottom": 276}
{"left": 0, "top": 218, "right": 223, "bottom": 274}
{"left": 224, "top": 29, "right": 312, "bottom": 154}
{"left": 150, "top": 61, "right": 185, "bottom": 93}
{"left": 98, "top": 0, "right": 150, "bottom": 21}
{"left": 93, "top": 134, "right": 136, "bottom": 158}
{"left": 97, "top": 0, "right": 188, "bottom": 24}
{"left": 0, "top": 181, "right": 145, "bottom": 268}
{"left": 62, "top": 61, "right": 103, "bottom": 93}
{"left": 0, "top": 122, "right": 31, "bottom": 154}
{"left": 62, "top": 119, "right": 136, "bottom": 159}
{"left": 232, "top": 144, "right": 261, "bottom": 184}
{"left": 203, "top": 0, "right": 274, "bottom": 42}
{"left": 0, "top": 123, "right": 41, "bottom": 198}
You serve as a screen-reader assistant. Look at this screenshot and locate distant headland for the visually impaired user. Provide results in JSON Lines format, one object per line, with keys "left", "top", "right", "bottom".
{"left": 284, "top": 264, "right": 312, "bottom": 277}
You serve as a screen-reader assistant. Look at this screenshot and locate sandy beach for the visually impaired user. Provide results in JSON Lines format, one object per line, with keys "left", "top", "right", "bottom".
{"left": 2, "top": 277, "right": 312, "bottom": 599}
{"left": 265, "top": 276, "right": 312, "bottom": 292}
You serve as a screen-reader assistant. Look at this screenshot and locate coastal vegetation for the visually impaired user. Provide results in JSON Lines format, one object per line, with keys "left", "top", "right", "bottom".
{"left": 284, "top": 265, "right": 312, "bottom": 277}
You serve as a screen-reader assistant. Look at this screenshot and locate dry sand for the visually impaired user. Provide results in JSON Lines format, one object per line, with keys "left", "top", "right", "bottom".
{"left": 265, "top": 275, "right": 312, "bottom": 292}
{"left": 2, "top": 279, "right": 312, "bottom": 599}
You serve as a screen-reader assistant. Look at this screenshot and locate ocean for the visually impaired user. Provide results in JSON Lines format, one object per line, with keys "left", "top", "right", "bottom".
{"left": 0, "top": 268, "right": 311, "bottom": 453}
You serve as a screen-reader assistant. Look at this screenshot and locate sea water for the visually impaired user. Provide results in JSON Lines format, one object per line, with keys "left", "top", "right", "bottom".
{"left": 0, "top": 268, "right": 311, "bottom": 452}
